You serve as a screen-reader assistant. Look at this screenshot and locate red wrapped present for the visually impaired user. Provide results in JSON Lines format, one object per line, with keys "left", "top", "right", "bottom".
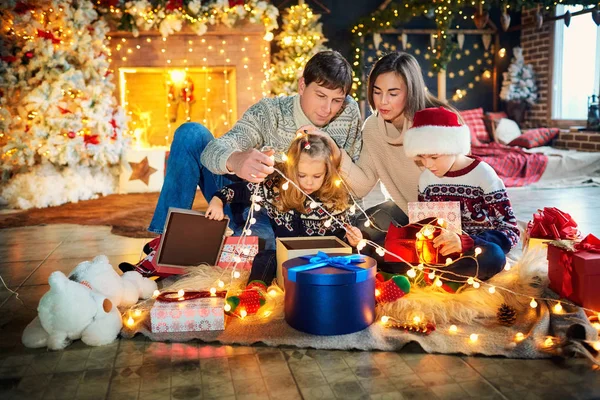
{"left": 524, "top": 207, "right": 581, "bottom": 251}
{"left": 547, "top": 234, "right": 600, "bottom": 312}
{"left": 217, "top": 236, "right": 259, "bottom": 271}
{"left": 384, "top": 217, "right": 459, "bottom": 265}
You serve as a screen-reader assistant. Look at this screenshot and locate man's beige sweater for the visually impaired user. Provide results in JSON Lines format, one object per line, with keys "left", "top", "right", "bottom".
{"left": 340, "top": 112, "right": 422, "bottom": 212}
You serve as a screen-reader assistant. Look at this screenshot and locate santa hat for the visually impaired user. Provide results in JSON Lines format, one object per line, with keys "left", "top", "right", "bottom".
{"left": 403, "top": 107, "right": 471, "bottom": 158}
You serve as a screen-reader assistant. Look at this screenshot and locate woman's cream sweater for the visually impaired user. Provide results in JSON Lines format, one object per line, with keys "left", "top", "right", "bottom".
{"left": 339, "top": 112, "right": 422, "bottom": 212}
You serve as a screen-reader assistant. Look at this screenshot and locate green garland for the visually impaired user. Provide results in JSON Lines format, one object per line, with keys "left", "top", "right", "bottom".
{"left": 350, "top": 0, "right": 598, "bottom": 100}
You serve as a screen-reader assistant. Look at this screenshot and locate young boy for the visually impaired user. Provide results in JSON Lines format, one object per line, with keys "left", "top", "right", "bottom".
{"left": 403, "top": 107, "right": 520, "bottom": 283}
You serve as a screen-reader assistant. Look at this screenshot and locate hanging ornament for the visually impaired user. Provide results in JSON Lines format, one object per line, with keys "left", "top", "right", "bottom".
{"left": 501, "top": 6, "right": 511, "bottom": 31}
{"left": 497, "top": 303, "right": 517, "bottom": 326}
{"left": 401, "top": 33, "right": 408, "bottom": 50}
{"left": 592, "top": 6, "right": 600, "bottom": 27}
{"left": 430, "top": 33, "right": 436, "bottom": 49}
{"left": 564, "top": 10, "right": 571, "bottom": 27}
{"left": 67, "top": 131, "right": 76, "bottom": 139}
{"left": 457, "top": 33, "right": 465, "bottom": 50}
{"left": 481, "top": 34, "right": 492, "bottom": 51}
{"left": 373, "top": 33, "right": 383, "bottom": 50}
{"left": 535, "top": 4, "right": 544, "bottom": 29}
{"left": 473, "top": 4, "right": 489, "bottom": 30}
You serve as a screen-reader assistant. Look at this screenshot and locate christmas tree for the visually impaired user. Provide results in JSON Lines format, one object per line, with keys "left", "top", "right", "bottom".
{"left": 0, "top": 0, "right": 128, "bottom": 209}
{"left": 500, "top": 47, "right": 538, "bottom": 106}
{"left": 269, "top": 2, "right": 328, "bottom": 96}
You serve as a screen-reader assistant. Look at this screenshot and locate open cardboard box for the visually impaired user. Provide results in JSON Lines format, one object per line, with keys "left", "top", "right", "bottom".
{"left": 275, "top": 236, "right": 352, "bottom": 287}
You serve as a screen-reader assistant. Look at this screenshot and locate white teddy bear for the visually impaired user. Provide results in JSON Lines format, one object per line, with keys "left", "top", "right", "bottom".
{"left": 22, "top": 255, "right": 158, "bottom": 350}
{"left": 22, "top": 271, "right": 123, "bottom": 350}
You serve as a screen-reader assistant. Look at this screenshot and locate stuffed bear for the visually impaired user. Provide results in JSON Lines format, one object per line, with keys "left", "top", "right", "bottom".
{"left": 22, "top": 271, "right": 123, "bottom": 350}
{"left": 68, "top": 255, "right": 157, "bottom": 307}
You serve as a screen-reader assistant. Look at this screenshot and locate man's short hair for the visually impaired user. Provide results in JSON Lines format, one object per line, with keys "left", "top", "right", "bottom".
{"left": 303, "top": 51, "right": 353, "bottom": 96}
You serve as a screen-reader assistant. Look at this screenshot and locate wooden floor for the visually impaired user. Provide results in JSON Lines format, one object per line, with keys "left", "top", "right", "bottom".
{"left": 0, "top": 186, "right": 599, "bottom": 399}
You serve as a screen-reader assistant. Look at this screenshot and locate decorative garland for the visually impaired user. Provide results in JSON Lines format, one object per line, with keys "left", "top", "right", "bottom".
{"left": 350, "top": 0, "right": 598, "bottom": 100}
{"left": 95, "top": 0, "right": 279, "bottom": 38}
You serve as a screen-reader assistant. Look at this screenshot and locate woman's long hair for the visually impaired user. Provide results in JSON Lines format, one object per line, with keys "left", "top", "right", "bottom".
{"left": 276, "top": 134, "right": 348, "bottom": 214}
{"left": 367, "top": 52, "right": 463, "bottom": 122}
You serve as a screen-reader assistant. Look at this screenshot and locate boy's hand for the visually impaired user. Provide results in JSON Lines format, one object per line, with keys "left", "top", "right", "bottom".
{"left": 298, "top": 125, "right": 341, "bottom": 165}
{"left": 345, "top": 225, "right": 363, "bottom": 247}
{"left": 205, "top": 197, "right": 225, "bottom": 221}
{"left": 432, "top": 230, "right": 462, "bottom": 256}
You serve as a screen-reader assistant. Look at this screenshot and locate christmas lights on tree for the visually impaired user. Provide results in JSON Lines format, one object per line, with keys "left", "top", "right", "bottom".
{"left": 269, "top": 2, "right": 328, "bottom": 96}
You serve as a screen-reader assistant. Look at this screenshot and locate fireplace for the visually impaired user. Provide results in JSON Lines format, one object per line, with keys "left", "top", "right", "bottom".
{"left": 108, "top": 23, "right": 270, "bottom": 148}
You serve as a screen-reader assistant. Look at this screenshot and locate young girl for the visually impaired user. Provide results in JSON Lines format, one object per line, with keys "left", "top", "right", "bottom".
{"left": 206, "top": 134, "right": 409, "bottom": 314}
{"left": 403, "top": 107, "right": 520, "bottom": 287}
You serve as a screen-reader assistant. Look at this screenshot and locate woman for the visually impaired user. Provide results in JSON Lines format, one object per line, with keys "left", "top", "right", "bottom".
{"left": 306, "top": 51, "right": 457, "bottom": 244}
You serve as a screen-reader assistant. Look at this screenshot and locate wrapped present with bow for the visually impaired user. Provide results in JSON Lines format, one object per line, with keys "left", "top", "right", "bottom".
{"left": 523, "top": 207, "right": 581, "bottom": 254}
{"left": 282, "top": 252, "right": 377, "bottom": 335}
{"left": 547, "top": 234, "right": 600, "bottom": 312}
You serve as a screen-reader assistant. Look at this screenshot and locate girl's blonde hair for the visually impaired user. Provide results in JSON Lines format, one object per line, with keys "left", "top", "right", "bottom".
{"left": 276, "top": 134, "right": 348, "bottom": 214}
{"left": 367, "top": 52, "right": 464, "bottom": 123}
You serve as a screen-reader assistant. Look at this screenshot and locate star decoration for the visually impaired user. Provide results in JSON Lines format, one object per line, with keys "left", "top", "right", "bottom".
{"left": 129, "top": 156, "right": 157, "bottom": 186}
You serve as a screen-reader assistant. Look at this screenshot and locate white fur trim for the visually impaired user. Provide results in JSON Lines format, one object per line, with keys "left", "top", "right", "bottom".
{"left": 403, "top": 124, "right": 471, "bottom": 158}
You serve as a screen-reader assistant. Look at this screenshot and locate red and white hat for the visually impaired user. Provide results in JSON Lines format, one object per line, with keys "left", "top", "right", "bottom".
{"left": 403, "top": 107, "right": 471, "bottom": 158}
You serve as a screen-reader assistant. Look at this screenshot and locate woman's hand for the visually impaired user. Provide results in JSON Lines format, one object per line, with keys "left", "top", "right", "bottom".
{"left": 298, "top": 125, "right": 341, "bottom": 165}
{"left": 432, "top": 230, "right": 462, "bottom": 256}
{"left": 205, "top": 197, "right": 225, "bottom": 221}
{"left": 345, "top": 225, "right": 363, "bottom": 247}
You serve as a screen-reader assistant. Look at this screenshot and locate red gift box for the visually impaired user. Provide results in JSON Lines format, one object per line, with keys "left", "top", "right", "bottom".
{"left": 384, "top": 217, "right": 446, "bottom": 265}
{"left": 547, "top": 234, "right": 600, "bottom": 312}
{"left": 217, "top": 236, "right": 258, "bottom": 271}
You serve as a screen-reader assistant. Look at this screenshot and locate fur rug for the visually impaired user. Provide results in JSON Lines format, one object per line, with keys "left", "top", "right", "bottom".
{"left": 122, "top": 249, "right": 598, "bottom": 358}
{"left": 0, "top": 191, "right": 208, "bottom": 238}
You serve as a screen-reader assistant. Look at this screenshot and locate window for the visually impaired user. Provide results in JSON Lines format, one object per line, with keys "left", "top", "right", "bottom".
{"left": 552, "top": 5, "right": 600, "bottom": 120}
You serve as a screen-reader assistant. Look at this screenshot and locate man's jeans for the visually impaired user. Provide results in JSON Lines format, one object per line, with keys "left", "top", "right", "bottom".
{"left": 148, "top": 122, "right": 276, "bottom": 250}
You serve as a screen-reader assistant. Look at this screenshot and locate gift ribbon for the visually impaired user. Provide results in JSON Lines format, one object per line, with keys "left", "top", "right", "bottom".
{"left": 574, "top": 234, "right": 600, "bottom": 253}
{"left": 559, "top": 251, "right": 574, "bottom": 298}
{"left": 526, "top": 207, "right": 580, "bottom": 240}
{"left": 288, "top": 252, "right": 366, "bottom": 282}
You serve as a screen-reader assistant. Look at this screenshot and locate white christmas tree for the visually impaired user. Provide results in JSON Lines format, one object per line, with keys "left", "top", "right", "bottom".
{"left": 500, "top": 47, "right": 538, "bottom": 106}
{"left": 269, "top": 2, "right": 328, "bottom": 96}
{"left": 0, "top": 0, "right": 128, "bottom": 209}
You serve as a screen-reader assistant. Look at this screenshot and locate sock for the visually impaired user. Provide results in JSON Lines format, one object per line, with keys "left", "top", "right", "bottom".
{"left": 226, "top": 281, "right": 266, "bottom": 316}
{"left": 375, "top": 273, "right": 410, "bottom": 303}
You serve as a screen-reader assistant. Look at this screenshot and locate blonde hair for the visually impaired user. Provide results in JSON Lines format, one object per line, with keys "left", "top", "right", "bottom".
{"left": 367, "top": 52, "right": 463, "bottom": 123}
{"left": 276, "top": 134, "right": 348, "bottom": 214}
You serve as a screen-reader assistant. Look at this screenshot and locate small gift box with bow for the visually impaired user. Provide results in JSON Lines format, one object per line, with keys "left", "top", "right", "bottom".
{"left": 282, "top": 252, "right": 377, "bottom": 335}
{"left": 523, "top": 207, "right": 581, "bottom": 254}
{"left": 547, "top": 234, "right": 600, "bottom": 311}
{"left": 150, "top": 297, "right": 226, "bottom": 333}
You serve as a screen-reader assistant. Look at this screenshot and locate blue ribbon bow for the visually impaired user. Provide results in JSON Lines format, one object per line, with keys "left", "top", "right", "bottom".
{"left": 287, "top": 252, "right": 367, "bottom": 282}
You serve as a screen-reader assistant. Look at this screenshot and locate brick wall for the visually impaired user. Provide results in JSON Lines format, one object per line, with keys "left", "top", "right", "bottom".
{"left": 520, "top": 7, "right": 552, "bottom": 129}
{"left": 108, "top": 23, "right": 269, "bottom": 141}
{"left": 553, "top": 131, "right": 600, "bottom": 152}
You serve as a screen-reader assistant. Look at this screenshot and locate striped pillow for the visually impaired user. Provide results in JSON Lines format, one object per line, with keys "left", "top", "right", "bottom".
{"left": 508, "top": 128, "right": 560, "bottom": 148}
{"left": 460, "top": 108, "right": 491, "bottom": 145}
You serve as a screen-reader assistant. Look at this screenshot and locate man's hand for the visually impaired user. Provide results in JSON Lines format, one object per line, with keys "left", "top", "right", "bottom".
{"left": 298, "top": 125, "right": 341, "bottom": 166}
{"left": 226, "top": 148, "right": 275, "bottom": 183}
{"left": 205, "top": 197, "right": 225, "bottom": 221}
{"left": 345, "top": 225, "right": 364, "bottom": 248}
{"left": 432, "top": 230, "right": 462, "bottom": 256}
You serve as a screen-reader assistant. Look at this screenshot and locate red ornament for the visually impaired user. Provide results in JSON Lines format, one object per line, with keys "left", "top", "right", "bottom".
{"left": 36, "top": 29, "right": 61, "bottom": 44}
{"left": 165, "top": 0, "right": 183, "bottom": 11}
{"left": 229, "top": 0, "right": 245, "bottom": 6}
{"left": 25, "top": 52, "right": 33, "bottom": 58}
{"left": 0, "top": 56, "right": 17, "bottom": 63}
{"left": 67, "top": 131, "right": 76, "bottom": 139}
{"left": 84, "top": 134, "right": 100, "bottom": 145}
{"left": 58, "top": 106, "right": 72, "bottom": 114}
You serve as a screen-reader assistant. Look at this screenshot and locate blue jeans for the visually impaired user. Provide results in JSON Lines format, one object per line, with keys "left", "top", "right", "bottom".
{"left": 148, "top": 122, "right": 276, "bottom": 250}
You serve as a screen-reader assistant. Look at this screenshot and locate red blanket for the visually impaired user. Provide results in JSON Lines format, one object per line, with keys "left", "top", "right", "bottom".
{"left": 471, "top": 142, "right": 548, "bottom": 187}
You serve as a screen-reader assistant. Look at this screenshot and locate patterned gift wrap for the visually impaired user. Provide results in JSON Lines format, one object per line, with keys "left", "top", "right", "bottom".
{"left": 150, "top": 297, "right": 225, "bottom": 333}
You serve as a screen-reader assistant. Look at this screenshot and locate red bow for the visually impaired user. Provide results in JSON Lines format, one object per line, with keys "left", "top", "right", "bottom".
{"left": 165, "top": 0, "right": 183, "bottom": 11}
{"left": 84, "top": 134, "right": 100, "bottom": 145}
{"left": 526, "top": 207, "right": 580, "bottom": 240}
{"left": 229, "top": 0, "right": 245, "bottom": 6}
{"left": 574, "top": 234, "right": 600, "bottom": 253}
{"left": 36, "top": 29, "right": 61, "bottom": 44}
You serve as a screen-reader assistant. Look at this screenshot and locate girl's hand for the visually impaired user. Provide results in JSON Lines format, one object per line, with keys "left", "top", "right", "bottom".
{"left": 432, "top": 230, "right": 462, "bottom": 256}
{"left": 298, "top": 125, "right": 341, "bottom": 165}
{"left": 205, "top": 197, "right": 225, "bottom": 221}
{"left": 345, "top": 225, "right": 363, "bottom": 247}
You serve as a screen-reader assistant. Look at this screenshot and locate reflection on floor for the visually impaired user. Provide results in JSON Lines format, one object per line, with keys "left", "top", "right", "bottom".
{"left": 0, "top": 186, "right": 599, "bottom": 399}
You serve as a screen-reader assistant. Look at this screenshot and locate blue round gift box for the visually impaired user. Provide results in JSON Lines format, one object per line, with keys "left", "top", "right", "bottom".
{"left": 283, "top": 253, "right": 376, "bottom": 336}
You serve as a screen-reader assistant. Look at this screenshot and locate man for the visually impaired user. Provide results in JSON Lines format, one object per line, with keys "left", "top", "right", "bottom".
{"left": 147, "top": 50, "right": 362, "bottom": 248}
